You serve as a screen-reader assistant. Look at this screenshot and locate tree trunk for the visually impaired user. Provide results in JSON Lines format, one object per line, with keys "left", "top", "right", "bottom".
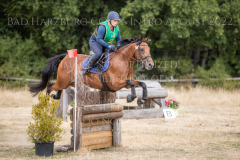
{"left": 201, "top": 49, "right": 208, "bottom": 69}
{"left": 193, "top": 46, "right": 200, "bottom": 70}
{"left": 163, "top": 49, "right": 169, "bottom": 56}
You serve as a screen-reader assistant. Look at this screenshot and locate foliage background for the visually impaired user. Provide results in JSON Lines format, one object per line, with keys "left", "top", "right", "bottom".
{"left": 0, "top": 0, "right": 240, "bottom": 88}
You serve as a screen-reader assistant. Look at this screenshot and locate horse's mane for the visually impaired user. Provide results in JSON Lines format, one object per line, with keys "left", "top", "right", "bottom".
{"left": 118, "top": 36, "right": 143, "bottom": 49}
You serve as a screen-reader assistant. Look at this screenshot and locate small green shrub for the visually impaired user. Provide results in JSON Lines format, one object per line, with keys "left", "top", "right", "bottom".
{"left": 26, "top": 91, "right": 65, "bottom": 142}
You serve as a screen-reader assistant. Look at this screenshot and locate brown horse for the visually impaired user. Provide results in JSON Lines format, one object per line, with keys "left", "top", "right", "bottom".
{"left": 28, "top": 36, "right": 154, "bottom": 104}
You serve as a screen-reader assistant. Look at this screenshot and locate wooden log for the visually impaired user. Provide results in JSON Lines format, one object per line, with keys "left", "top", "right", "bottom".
{"left": 70, "top": 115, "right": 73, "bottom": 121}
{"left": 143, "top": 98, "right": 155, "bottom": 108}
{"left": 82, "top": 103, "right": 123, "bottom": 115}
{"left": 118, "top": 87, "right": 168, "bottom": 98}
{"left": 122, "top": 108, "right": 164, "bottom": 119}
{"left": 82, "top": 112, "right": 123, "bottom": 122}
{"left": 82, "top": 136, "right": 112, "bottom": 146}
{"left": 113, "top": 118, "right": 122, "bottom": 147}
{"left": 82, "top": 124, "right": 112, "bottom": 134}
{"left": 82, "top": 130, "right": 112, "bottom": 139}
{"left": 83, "top": 141, "right": 112, "bottom": 150}
{"left": 70, "top": 122, "right": 73, "bottom": 128}
{"left": 55, "top": 146, "right": 69, "bottom": 152}
{"left": 82, "top": 119, "right": 112, "bottom": 127}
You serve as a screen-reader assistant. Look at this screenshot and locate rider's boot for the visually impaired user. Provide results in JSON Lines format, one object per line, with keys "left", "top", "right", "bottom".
{"left": 81, "top": 52, "right": 98, "bottom": 75}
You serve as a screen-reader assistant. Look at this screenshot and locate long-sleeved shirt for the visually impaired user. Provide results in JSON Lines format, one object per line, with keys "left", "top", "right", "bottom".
{"left": 91, "top": 25, "right": 121, "bottom": 48}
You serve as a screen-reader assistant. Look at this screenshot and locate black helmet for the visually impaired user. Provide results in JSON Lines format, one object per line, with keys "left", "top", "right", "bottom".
{"left": 107, "top": 11, "right": 120, "bottom": 21}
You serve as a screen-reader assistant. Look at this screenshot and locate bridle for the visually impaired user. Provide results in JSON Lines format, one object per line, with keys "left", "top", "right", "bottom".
{"left": 134, "top": 40, "right": 151, "bottom": 64}
{"left": 108, "top": 40, "right": 151, "bottom": 64}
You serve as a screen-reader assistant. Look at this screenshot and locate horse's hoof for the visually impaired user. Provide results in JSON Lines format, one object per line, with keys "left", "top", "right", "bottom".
{"left": 127, "top": 94, "right": 133, "bottom": 103}
{"left": 137, "top": 97, "right": 145, "bottom": 105}
{"left": 51, "top": 94, "right": 56, "bottom": 99}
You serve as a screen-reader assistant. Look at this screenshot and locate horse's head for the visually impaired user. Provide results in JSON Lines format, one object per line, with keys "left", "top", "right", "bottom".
{"left": 134, "top": 36, "right": 154, "bottom": 70}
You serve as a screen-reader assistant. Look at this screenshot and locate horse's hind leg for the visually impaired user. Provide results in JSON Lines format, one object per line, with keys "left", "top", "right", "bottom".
{"left": 49, "top": 90, "right": 62, "bottom": 99}
{"left": 47, "top": 77, "right": 70, "bottom": 99}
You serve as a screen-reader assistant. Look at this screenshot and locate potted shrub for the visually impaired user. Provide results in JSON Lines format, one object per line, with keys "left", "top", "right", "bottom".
{"left": 26, "top": 91, "right": 65, "bottom": 157}
{"left": 165, "top": 97, "right": 180, "bottom": 117}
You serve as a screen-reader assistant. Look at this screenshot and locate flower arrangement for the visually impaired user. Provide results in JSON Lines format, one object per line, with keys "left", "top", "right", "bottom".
{"left": 165, "top": 97, "right": 180, "bottom": 109}
{"left": 67, "top": 101, "right": 75, "bottom": 115}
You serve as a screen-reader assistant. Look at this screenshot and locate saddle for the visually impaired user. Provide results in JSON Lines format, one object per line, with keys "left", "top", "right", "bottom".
{"left": 91, "top": 49, "right": 109, "bottom": 70}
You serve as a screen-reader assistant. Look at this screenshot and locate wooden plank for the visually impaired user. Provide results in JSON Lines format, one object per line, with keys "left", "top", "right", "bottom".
{"left": 82, "top": 124, "right": 112, "bottom": 133}
{"left": 83, "top": 141, "right": 112, "bottom": 150}
{"left": 82, "top": 130, "right": 112, "bottom": 139}
{"left": 82, "top": 103, "right": 123, "bottom": 115}
{"left": 118, "top": 88, "right": 168, "bottom": 98}
{"left": 73, "top": 106, "right": 82, "bottom": 150}
{"left": 82, "top": 112, "right": 123, "bottom": 122}
{"left": 82, "top": 136, "right": 112, "bottom": 146}
{"left": 82, "top": 119, "right": 112, "bottom": 127}
{"left": 122, "top": 108, "right": 164, "bottom": 119}
{"left": 113, "top": 118, "right": 122, "bottom": 147}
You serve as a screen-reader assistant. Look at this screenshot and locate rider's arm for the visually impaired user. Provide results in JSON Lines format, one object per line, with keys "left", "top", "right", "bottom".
{"left": 96, "top": 25, "right": 111, "bottom": 48}
{"left": 116, "top": 30, "right": 121, "bottom": 47}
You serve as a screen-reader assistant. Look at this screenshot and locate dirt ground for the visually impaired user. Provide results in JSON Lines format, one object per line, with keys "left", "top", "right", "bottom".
{"left": 0, "top": 86, "right": 239, "bottom": 160}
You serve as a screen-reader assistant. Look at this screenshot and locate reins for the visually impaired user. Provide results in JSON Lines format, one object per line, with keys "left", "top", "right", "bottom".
{"left": 101, "top": 40, "right": 151, "bottom": 64}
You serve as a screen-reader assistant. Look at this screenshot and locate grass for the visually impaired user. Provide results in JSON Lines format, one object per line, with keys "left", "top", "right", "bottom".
{"left": 0, "top": 86, "right": 239, "bottom": 159}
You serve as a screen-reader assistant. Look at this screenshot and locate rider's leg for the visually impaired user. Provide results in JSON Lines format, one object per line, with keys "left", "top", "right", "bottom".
{"left": 81, "top": 38, "right": 103, "bottom": 75}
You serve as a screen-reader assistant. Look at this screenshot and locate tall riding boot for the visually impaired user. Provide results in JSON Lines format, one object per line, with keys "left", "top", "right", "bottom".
{"left": 81, "top": 53, "right": 98, "bottom": 75}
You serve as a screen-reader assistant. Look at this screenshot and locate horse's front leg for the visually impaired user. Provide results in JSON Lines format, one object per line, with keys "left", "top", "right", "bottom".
{"left": 131, "top": 79, "right": 147, "bottom": 105}
{"left": 126, "top": 80, "right": 137, "bottom": 103}
{"left": 113, "top": 80, "right": 137, "bottom": 103}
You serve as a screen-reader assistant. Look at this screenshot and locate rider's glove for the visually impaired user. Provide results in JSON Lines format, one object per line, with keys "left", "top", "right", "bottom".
{"left": 107, "top": 44, "right": 114, "bottom": 49}
{"left": 107, "top": 44, "right": 117, "bottom": 51}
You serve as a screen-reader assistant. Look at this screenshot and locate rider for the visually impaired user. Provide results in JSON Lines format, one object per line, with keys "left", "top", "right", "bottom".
{"left": 81, "top": 11, "right": 121, "bottom": 75}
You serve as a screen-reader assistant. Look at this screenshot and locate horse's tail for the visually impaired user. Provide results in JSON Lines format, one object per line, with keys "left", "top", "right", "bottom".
{"left": 28, "top": 53, "right": 67, "bottom": 97}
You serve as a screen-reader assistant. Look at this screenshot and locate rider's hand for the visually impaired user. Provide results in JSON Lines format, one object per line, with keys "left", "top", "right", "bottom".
{"left": 107, "top": 44, "right": 117, "bottom": 51}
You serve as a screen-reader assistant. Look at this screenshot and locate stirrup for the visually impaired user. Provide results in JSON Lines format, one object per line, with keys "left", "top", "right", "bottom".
{"left": 81, "top": 68, "right": 89, "bottom": 75}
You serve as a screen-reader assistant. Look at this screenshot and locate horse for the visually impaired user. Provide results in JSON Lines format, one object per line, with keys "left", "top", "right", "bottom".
{"left": 28, "top": 36, "right": 154, "bottom": 104}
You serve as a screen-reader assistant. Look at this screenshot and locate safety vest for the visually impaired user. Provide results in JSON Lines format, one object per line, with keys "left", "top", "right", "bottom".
{"left": 93, "top": 20, "right": 119, "bottom": 44}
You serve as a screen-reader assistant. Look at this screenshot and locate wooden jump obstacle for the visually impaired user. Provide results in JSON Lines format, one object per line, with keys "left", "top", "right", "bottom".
{"left": 69, "top": 103, "right": 123, "bottom": 150}
{"left": 56, "top": 90, "right": 123, "bottom": 152}
{"left": 118, "top": 80, "right": 169, "bottom": 119}
{"left": 57, "top": 80, "right": 169, "bottom": 121}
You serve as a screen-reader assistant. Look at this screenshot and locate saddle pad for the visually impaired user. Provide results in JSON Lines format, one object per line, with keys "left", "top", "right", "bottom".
{"left": 82, "top": 54, "right": 110, "bottom": 73}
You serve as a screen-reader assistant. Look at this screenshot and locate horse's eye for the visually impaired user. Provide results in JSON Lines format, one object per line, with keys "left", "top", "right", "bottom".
{"left": 140, "top": 48, "right": 144, "bottom": 52}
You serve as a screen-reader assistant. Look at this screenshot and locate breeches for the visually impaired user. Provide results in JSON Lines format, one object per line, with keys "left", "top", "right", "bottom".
{"left": 89, "top": 38, "right": 107, "bottom": 59}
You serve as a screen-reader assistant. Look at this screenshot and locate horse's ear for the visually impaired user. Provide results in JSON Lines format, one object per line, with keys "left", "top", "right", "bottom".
{"left": 139, "top": 36, "right": 143, "bottom": 41}
{"left": 145, "top": 36, "right": 149, "bottom": 42}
